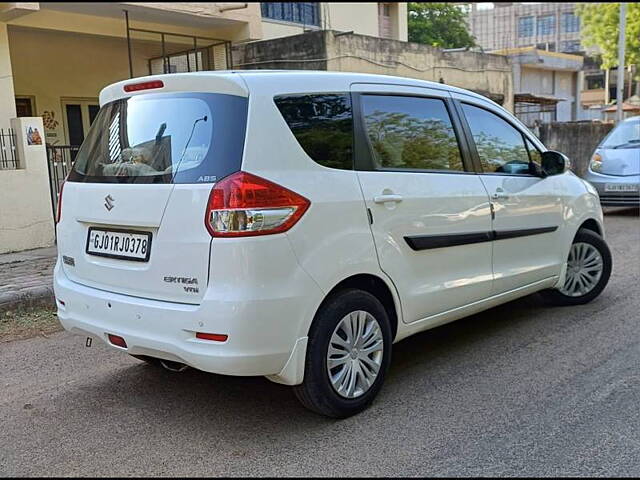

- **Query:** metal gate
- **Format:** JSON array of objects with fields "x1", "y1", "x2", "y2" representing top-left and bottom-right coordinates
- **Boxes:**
[{"x1": 46, "y1": 145, "x2": 79, "y2": 223}]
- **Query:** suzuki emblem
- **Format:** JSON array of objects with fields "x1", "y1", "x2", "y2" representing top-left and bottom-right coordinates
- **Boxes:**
[{"x1": 104, "y1": 194, "x2": 115, "y2": 211}]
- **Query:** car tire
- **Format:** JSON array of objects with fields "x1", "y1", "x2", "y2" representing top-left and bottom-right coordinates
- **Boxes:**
[
  {"x1": 540, "y1": 228, "x2": 612, "y2": 306},
  {"x1": 293, "y1": 288, "x2": 393, "y2": 418}
]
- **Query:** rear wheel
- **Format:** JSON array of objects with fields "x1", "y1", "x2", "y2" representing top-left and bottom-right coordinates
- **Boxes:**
[
  {"x1": 293, "y1": 289, "x2": 392, "y2": 418},
  {"x1": 541, "y1": 228, "x2": 612, "y2": 306}
]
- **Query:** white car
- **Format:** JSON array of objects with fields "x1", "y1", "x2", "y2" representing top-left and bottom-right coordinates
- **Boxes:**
[{"x1": 54, "y1": 71, "x2": 612, "y2": 418}]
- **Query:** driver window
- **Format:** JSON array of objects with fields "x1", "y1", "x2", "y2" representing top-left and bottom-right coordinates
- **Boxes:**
[{"x1": 461, "y1": 103, "x2": 531, "y2": 175}]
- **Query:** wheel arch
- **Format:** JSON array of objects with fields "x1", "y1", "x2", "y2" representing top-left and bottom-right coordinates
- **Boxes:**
[
  {"x1": 314, "y1": 273, "x2": 400, "y2": 342},
  {"x1": 578, "y1": 217, "x2": 603, "y2": 237}
]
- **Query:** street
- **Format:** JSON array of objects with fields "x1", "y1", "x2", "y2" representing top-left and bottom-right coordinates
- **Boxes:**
[{"x1": 1, "y1": 208, "x2": 638, "y2": 477}]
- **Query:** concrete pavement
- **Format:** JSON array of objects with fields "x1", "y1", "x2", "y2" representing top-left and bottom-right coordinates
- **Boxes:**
[
  {"x1": 0, "y1": 246, "x2": 56, "y2": 312},
  {"x1": 0, "y1": 208, "x2": 638, "y2": 476}
]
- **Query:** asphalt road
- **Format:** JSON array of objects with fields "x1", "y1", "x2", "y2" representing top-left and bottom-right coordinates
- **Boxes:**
[{"x1": 1, "y1": 208, "x2": 639, "y2": 477}]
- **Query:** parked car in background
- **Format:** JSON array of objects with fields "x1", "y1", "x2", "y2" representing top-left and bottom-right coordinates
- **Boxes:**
[
  {"x1": 585, "y1": 116, "x2": 640, "y2": 206},
  {"x1": 54, "y1": 71, "x2": 612, "y2": 418}
]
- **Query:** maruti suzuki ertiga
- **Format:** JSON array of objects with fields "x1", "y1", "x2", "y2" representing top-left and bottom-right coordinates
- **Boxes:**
[{"x1": 54, "y1": 71, "x2": 612, "y2": 418}]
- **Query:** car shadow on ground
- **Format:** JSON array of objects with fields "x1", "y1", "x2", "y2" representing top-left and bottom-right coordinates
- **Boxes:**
[{"x1": 52, "y1": 291, "x2": 558, "y2": 431}]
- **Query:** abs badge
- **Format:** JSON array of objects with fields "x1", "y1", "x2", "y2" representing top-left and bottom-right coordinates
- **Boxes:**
[{"x1": 104, "y1": 194, "x2": 115, "y2": 211}]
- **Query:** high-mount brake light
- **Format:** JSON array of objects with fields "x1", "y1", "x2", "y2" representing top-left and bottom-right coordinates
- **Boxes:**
[
  {"x1": 205, "y1": 172, "x2": 310, "y2": 237},
  {"x1": 123, "y1": 80, "x2": 164, "y2": 92}
]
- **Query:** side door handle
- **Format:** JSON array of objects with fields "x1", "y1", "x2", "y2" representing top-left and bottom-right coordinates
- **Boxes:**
[{"x1": 373, "y1": 194, "x2": 403, "y2": 204}]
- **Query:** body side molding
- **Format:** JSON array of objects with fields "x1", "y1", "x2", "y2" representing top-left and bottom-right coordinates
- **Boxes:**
[{"x1": 405, "y1": 226, "x2": 558, "y2": 251}]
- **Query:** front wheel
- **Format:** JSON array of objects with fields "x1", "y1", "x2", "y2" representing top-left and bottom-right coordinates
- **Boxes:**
[
  {"x1": 541, "y1": 228, "x2": 612, "y2": 306},
  {"x1": 293, "y1": 289, "x2": 392, "y2": 418}
]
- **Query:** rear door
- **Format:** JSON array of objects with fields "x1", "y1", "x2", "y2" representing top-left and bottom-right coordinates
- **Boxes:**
[
  {"x1": 352, "y1": 84, "x2": 494, "y2": 324},
  {"x1": 57, "y1": 87, "x2": 248, "y2": 304},
  {"x1": 452, "y1": 95, "x2": 565, "y2": 294}
]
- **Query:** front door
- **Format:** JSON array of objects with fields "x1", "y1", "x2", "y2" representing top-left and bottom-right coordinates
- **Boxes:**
[
  {"x1": 353, "y1": 85, "x2": 494, "y2": 324},
  {"x1": 454, "y1": 98, "x2": 565, "y2": 294},
  {"x1": 62, "y1": 98, "x2": 100, "y2": 146}
]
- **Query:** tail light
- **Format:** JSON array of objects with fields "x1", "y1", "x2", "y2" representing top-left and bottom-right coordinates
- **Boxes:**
[
  {"x1": 205, "y1": 172, "x2": 310, "y2": 237},
  {"x1": 56, "y1": 181, "x2": 65, "y2": 224}
]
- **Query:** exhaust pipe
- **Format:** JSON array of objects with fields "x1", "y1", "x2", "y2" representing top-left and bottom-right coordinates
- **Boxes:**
[{"x1": 159, "y1": 359, "x2": 189, "y2": 373}]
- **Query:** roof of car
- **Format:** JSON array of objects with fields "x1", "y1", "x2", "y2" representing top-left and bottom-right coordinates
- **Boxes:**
[
  {"x1": 622, "y1": 115, "x2": 640, "y2": 123},
  {"x1": 100, "y1": 70, "x2": 495, "y2": 107},
  {"x1": 236, "y1": 69, "x2": 490, "y2": 100}
]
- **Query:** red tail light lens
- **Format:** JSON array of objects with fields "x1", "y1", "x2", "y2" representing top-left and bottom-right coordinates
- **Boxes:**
[
  {"x1": 107, "y1": 334, "x2": 127, "y2": 348},
  {"x1": 196, "y1": 332, "x2": 228, "y2": 342},
  {"x1": 56, "y1": 181, "x2": 65, "y2": 224},
  {"x1": 205, "y1": 172, "x2": 310, "y2": 237},
  {"x1": 123, "y1": 80, "x2": 164, "y2": 92}
]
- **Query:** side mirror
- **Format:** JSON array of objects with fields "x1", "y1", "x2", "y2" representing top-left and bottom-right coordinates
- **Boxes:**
[{"x1": 541, "y1": 150, "x2": 569, "y2": 177}]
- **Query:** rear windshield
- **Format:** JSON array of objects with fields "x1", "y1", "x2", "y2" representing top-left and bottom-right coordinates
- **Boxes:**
[{"x1": 68, "y1": 92, "x2": 247, "y2": 184}]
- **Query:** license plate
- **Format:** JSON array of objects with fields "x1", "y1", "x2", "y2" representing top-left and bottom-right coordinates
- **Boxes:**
[
  {"x1": 86, "y1": 227, "x2": 152, "y2": 262},
  {"x1": 605, "y1": 183, "x2": 639, "y2": 192}
]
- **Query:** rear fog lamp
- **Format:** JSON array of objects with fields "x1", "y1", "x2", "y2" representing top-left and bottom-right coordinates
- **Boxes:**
[
  {"x1": 108, "y1": 334, "x2": 127, "y2": 348},
  {"x1": 196, "y1": 332, "x2": 228, "y2": 342}
]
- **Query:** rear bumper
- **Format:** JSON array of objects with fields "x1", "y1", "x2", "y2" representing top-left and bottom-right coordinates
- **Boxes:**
[
  {"x1": 583, "y1": 171, "x2": 640, "y2": 207},
  {"x1": 53, "y1": 257, "x2": 321, "y2": 379}
]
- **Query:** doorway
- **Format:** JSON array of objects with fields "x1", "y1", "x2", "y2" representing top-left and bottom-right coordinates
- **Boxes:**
[
  {"x1": 61, "y1": 98, "x2": 99, "y2": 146},
  {"x1": 15, "y1": 96, "x2": 36, "y2": 117}
]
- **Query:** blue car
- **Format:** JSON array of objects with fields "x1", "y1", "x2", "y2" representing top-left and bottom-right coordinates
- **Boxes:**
[{"x1": 584, "y1": 116, "x2": 640, "y2": 206}]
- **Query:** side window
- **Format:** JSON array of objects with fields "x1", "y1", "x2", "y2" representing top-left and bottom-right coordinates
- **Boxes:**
[
  {"x1": 461, "y1": 103, "x2": 531, "y2": 175},
  {"x1": 274, "y1": 93, "x2": 352, "y2": 170},
  {"x1": 360, "y1": 95, "x2": 464, "y2": 172}
]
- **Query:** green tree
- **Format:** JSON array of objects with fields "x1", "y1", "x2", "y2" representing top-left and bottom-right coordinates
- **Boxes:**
[
  {"x1": 577, "y1": 3, "x2": 640, "y2": 70},
  {"x1": 408, "y1": 3, "x2": 476, "y2": 49}
]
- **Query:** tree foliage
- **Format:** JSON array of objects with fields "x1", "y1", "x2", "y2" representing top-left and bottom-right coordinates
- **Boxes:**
[
  {"x1": 576, "y1": 2, "x2": 640, "y2": 70},
  {"x1": 408, "y1": 3, "x2": 476, "y2": 49},
  {"x1": 364, "y1": 110, "x2": 463, "y2": 170}
]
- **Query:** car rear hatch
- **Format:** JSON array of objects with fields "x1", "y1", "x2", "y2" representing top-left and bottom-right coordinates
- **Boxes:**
[{"x1": 57, "y1": 74, "x2": 248, "y2": 304}]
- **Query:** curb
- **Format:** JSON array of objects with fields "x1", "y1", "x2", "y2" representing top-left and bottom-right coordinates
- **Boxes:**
[{"x1": 0, "y1": 286, "x2": 56, "y2": 313}]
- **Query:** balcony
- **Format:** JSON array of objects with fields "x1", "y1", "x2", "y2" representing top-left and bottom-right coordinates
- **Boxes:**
[{"x1": 581, "y1": 89, "x2": 605, "y2": 106}]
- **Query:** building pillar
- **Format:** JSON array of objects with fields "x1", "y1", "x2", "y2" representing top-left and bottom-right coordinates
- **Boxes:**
[
  {"x1": 512, "y1": 62, "x2": 522, "y2": 92},
  {"x1": 0, "y1": 22, "x2": 17, "y2": 130},
  {"x1": 575, "y1": 70, "x2": 584, "y2": 120},
  {"x1": 394, "y1": 2, "x2": 408, "y2": 42}
]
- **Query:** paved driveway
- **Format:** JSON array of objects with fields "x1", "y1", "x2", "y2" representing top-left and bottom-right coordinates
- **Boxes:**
[{"x1": 1, "y1": 208, "x2": 638, "y2": 477}]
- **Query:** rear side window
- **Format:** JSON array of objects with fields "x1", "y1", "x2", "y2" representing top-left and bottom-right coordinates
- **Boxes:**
[
  {"x1": 68, "y1": 92, "x2": 247, "y2": 184},
  {"x1": 274, "y1": 94, "x2": 353, "y2": 170},
  {"x1": 360, "y1": 95, "x2": 464, "y2": 172}
]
